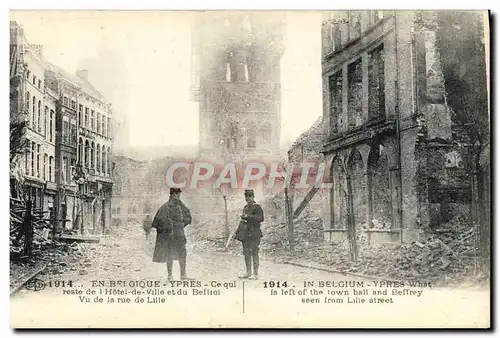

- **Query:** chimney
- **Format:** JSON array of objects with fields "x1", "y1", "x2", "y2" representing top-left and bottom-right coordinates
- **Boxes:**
[{"x1": 76, "y1": 69, "x2": 88, "y2": 80}]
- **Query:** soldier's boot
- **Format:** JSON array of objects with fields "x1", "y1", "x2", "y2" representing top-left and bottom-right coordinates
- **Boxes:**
[
  {"x1": 179, "y1": 257, "x2": 194, "y2": 280},
  {"x1": 239, "y1": 254, "x2": 252, "y2": 279},
  {"x1": 249, "y1": 252, "x2": 259, "y2": 280},
  {"x1": 167, "y1": 261, "x2": 174, "y2": 281}
]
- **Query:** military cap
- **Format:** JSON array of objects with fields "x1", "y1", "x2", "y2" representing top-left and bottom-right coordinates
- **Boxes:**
[
  {"x1": 170, "y1": 188, "x2": 182, "y2": 194},
  {"x1": 244, "y1": 189, "x2": 254, "y2": 197}
]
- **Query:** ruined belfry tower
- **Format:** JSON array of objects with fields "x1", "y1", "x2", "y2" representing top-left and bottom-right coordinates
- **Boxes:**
[{"x1": 191, "y1": 12, "x2": 285, "y2": 163}]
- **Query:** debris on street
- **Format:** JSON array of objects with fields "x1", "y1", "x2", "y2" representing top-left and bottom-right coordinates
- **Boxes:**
[
  {"x1": 10, "y1": 196, "x2": 53, "y2": 258},
  {"x1": 188, "y1": 200, "x2": 485, "y2": 287},
  {"x1": 259, "y1": 212, "x2": 483, "y2": 287}
]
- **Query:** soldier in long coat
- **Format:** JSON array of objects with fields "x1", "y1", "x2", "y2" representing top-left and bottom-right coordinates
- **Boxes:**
[
  {"x1": 234, "y1": 189, "x2": 264, "y2": 279},
  {"x1": 152, "y1": 188, "x2": 193, "y2": 281}
]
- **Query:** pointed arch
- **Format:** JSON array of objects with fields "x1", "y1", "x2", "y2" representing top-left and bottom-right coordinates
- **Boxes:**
[
  {"x1": 347, "y1": 149, "x2": 366, "y2": 227},
  {"x1": 367, "y1": 142, "x2": 392, "y2": 228},
  {"x1": 330, "y1": 155, "x2": 347, "y2": 229}
]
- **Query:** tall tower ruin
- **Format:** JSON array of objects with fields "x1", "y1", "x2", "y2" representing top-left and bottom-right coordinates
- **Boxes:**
[{"x1": 191, "y1": 12, "x2": 285, "y2": 163}]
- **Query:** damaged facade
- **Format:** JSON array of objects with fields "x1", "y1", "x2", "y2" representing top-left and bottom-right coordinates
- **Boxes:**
[
  {"x1": 321, "y1": 11, "x2": 488, "y2": 243},
  {"x1": 10, "y1": 21, "x2": 114, "y2": 236},
  {"x1": 190, "y1": 12, "x2": 285, "y2": 210},
  {"x1": 44, "y1": 64, "x2": 114, "y2": 235},
  {"x1": 10, "y1": 24, "x2": 57, "y2": 216},
  {"x1": 191, "y1": 12, "x2": 284, "y2": 164}
]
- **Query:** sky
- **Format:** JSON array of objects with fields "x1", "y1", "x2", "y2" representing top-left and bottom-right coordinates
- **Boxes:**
[{"x1": 10, "y1": 10, "x2": 323, "y2": 152}]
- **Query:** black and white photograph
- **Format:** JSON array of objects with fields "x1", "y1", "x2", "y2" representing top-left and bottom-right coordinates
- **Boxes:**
[{"x1": 8, "y1": 9, "x2": 491, "y2": 328}]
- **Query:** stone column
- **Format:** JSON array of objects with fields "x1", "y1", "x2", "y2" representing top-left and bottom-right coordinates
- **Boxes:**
[
  {"x1": 388, "y1": 167, "x2": 401, "y2": 231},
  {"x1": 356, "y1": 143, "x2": 372, "y2": 229},
  {"x1": 400, "y1": 128, "x2": 425, "y2": 242},
  {"x1": 322, "y1": 153, "x2": 334, "y2": 232},
  {"x1": 365, "y1": 170, "x2": 373, "y2": 228},
  {"x1": 385, "y1": 139, "x2": 401, "y2": 231}
]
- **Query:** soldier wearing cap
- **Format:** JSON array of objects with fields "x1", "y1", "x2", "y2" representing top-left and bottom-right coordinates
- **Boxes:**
[
  {"x1": 152, "y1": 188, "x2": 193, "y2": 281},
  {"x1": 234, "y1": 189, "x2": 264, "y2": 279}
]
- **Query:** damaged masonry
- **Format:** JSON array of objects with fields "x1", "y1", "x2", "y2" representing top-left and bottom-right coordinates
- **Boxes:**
[{"x1": 313, "y1": 11, "x2": 489, "y2": 245}]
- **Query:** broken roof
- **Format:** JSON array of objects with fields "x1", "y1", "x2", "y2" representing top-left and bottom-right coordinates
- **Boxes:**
[
  {"x1": 42, "y1": 59, "x2": 106, "y2": 102},
  {"x1": 289, "y1": 116, "x2": 325, "y2": 152}
]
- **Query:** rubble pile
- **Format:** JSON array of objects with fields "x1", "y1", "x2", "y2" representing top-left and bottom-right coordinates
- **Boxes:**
[
  {"x1": 188, "y1": 209, "x2": 241, "y2": 253},
  {"x1": 185, "y1": 193, "x2": 480, "y2": 286},
  {"x1": 9, "y1": 259, "x2": 46, "y2": 289},
  {"x1": 43, "y1": 242, "x2": 89, "y2": 275},
  {"x1": 260, "y1": 207, "x2": 324, "y2": 259},
  {"x1": 10, "y1": 196, "x2": 53, "y2": 258},
  {"x1": 261, "y1": 212, "x2": 480, "y2": 286},
  {"x1": 369, "y1": 219, "x2": 391, "y2": 230},
  {"x1": 384, "y1": 226, "x2": 478, "y2": 283},
  {"x1": 10, "y1": 240, "x2": 91, "y2": 288},
  {"x1": 10, "y1": 195, "x2": 101, "y2": 287}
]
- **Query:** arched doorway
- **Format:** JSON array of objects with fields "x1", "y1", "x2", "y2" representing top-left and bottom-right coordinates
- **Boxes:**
[
  {"x1": 348, "y1": 150, "x2": 366, "y2": 227},
  {"x1": 330, "y1": 156, "x2": 347, "y2": 229}
]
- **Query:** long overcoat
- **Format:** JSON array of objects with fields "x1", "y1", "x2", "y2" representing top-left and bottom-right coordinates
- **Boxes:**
[
  {"x1": 151, "y1": 199, "x2": 192, "y2": 263},
  {"x1": 234, "y1": 202, "x2": 264, "y2": 242}
]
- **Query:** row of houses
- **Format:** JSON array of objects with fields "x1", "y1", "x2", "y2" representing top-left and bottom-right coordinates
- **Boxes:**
[
  {"x1": 289, "y1": 11, "x2": 489, "y2": 243},
  {"x1": 10, "y1": 21, "x2": 114, "y2": 235}
]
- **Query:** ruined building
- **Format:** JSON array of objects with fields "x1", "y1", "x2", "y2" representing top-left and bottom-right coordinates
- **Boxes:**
[
  {"x1": 43, "y1": 63, "x2": 114, "y2": 235},
  {"x1": 320, "y1": 11, "x2": 488, "y2": 243},
  {"x1": 10, "y1": 21, "x2": 114, "y2": 235},
  {"x1": 191, "y1": 12, "x2": 284, "y2": 164}
]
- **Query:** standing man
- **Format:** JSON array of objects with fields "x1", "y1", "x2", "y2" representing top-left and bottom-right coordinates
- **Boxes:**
[
  {"x1": 235, "y1": 189, "x2": 264, "y2": 280},
  {"x1": 142, "y1": 213, "x2": 152, "y2": 240},
  {"x1": 152, "y1": 188, "x2": 194, "y2": 281}
]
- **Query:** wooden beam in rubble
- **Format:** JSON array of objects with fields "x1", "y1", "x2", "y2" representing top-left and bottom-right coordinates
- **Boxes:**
[{"x1": 293, "y1": 187, "x2": 320, "y2": 219}]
